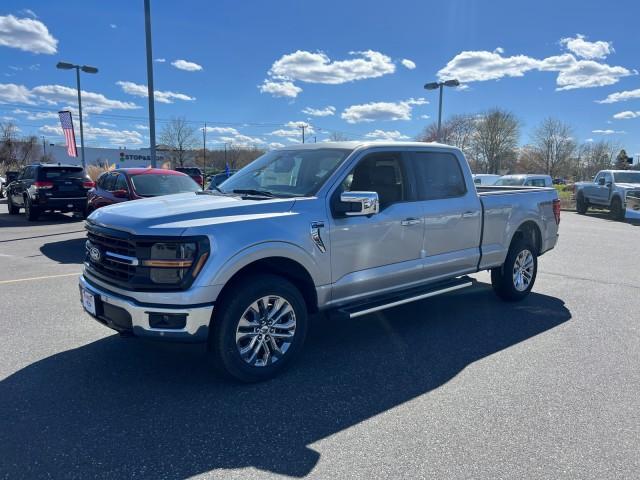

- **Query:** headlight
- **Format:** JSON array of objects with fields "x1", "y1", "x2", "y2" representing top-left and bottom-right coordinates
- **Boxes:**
[{"x1": 143, "y1": 241, "x2": 208, "y2": 284}]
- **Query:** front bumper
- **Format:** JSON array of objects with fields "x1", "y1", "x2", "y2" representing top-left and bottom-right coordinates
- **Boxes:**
[
  {"x1": 626, "y1": 193, "x2": 640, "y2": 220},
  {"x1": 79, "y1": 275, "x2": 213, "y2": 342}
]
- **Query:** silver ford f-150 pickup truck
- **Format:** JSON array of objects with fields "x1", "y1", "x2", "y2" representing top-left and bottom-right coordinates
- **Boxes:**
[{"x1": 79, "y1": 142, "x2": 560, "y2": 381}]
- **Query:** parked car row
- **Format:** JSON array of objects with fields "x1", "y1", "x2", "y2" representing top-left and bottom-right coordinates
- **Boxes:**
[
  {"x1": 472, "y1": 173, "x2": 553, "y2": 187},
  {"x1": 3, "y1": 164, "x2": 217, "y2": 221}
]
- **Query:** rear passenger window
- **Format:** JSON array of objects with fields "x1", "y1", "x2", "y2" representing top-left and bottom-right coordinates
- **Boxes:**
[
  {"x1": 412, "y1": 152, "x2": 466, "y2": 200},
  {"x1": 527, "y1": 179, "x2": 546, "y2": 187},
  {"x1": 114, "y1": 174, "x2": 128, "y2": 191},
  {"x1": 103, "y1": 173, "x2": 116, "y2": 191}
]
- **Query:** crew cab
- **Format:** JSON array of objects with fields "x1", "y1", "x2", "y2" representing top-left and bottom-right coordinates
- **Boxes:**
[
  {"x1": 7, "y1": 164, "x2": 93, "y2": 220},
  {"x1": 575, "y1": 170, "x2": 640, "y2": 220},
  {"x1": 79, "y1": 142, "x2": 560, "y2": 382}
]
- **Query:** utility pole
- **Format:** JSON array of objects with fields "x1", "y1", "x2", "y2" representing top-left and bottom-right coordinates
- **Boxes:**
[
  {"x1": 299, "y1": 124, "x2": 306, "y2": 144},
  {"x1": 144, "y1": 0, "x2": 157, "y2": 167},
  {"x1": 202, "y1": 122, "x2": 207, "y2": 187},
  {"x1": 41, "y1": 136, "x2": 46, "y2": 156},
  {"x1": 224, "y1": 143, "x2": 227, "y2": 168}
]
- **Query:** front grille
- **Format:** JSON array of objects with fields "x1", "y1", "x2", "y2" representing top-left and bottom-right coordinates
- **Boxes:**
[{"x1": 86, "y1": 228, "x2": 137, "y2": 283}]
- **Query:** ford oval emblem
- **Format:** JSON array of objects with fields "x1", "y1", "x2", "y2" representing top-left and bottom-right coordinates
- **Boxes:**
[{"x1": 89, "y1": 246, "x2": 102, "y2": 263}]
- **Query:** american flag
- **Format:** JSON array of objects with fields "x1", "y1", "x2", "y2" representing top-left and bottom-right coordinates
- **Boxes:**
[{"x1": 58, "y1": 110, "x2": 78, "y2": 157}]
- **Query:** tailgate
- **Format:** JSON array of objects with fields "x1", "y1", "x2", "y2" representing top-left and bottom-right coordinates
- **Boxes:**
[{"x1": 42, "y1": 167, "x2": 87, "y2": 198}]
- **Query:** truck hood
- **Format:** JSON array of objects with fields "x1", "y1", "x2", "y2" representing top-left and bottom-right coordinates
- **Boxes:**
[{"x1": 88, "y1": 192, "x2": 297, "y2": 236}]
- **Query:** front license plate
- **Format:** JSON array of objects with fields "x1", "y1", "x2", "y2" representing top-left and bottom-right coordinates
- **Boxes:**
[{"x1": 81, "y1": 288, "x2": 96, "y2": 315}]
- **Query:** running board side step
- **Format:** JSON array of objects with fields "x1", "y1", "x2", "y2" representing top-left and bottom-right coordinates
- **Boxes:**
[{"x1": 335, "y1": 277, "x2": 475, "y2": 320}]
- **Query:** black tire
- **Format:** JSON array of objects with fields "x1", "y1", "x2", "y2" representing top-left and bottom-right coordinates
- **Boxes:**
[
  {"x1": 209, "y1": 274, "x2": 308, "y2": 382},
  {"x1": 576, "y1": 192, "x2": 588, "y2": 214},
  {"x1": 610, "y1": 196, "x2": 624, "y2": 221},
  {"x1": 491, "y1": 237, "x2": 538, "y2": 302},
  {"x1": 25, "y1": 197, "x2": 39, "y2": 221},
  {"x1": 7, "y1": 195, "x2": 19, "y2": 215}
]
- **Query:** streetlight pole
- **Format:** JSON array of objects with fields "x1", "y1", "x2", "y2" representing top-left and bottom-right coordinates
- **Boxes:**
[
  {"x1": 56, "y1": 62, "x2": 98, "y2": 170},
  {"x1": 424, "y1": 79, "x2": 460, "y2": 143},
  {"x1": 144, "y1": 0, "x2": 157, "y2": 168},
  {"x1": 41, "y1": 136, "x2": 46, "y2": 156}
]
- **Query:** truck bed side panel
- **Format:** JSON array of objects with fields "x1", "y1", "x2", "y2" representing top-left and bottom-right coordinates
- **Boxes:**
[{"x1": 477, "y1": 188, "x2": 559, "y2": 270}]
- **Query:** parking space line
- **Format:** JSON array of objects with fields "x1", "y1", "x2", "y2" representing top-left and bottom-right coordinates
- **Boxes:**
[
  {"x1": 0, "y1": 272, "x2": 81, "y2": 284},
  {"x1": 0, "y1": 230, "x2": 85, "y2": 244}
]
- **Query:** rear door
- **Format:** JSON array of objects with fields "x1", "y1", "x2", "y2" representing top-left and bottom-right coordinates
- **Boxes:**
[
  {"x1": 410, "y1": 149, "x2": 482, "y2": 279},
  {"x1": 11, "y1": 167, "x2": 32, "y2": 206},
  {"x1": 41, "y1": 167, "x2": 86, "y2": 199}
]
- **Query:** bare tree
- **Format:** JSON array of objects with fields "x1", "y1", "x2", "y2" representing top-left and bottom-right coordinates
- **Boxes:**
[
  {"x1": 530, "y1": 118, "x2": 576, "y2": 177},
  {"x1": 328, "y1": 131, "x2": 350, "y2": 141},
  {"x1": 473, "y1": 109, "x2": 520, "y2": 174},
  {"x1": 615, "y1": 149, "x2": 630, "y2": 170},
  {"x1": 0, "y1": 123, "x2": 39, "y2": 172},
  {"x1": 159, "y1": 117, "x2": 197, "y2": 167},
  {"x1": 418, "y1": 114, "x2": 479, "y2": 168},
  {"x1": 576, "y1": 140, "x2": 617, "y2": 180}
]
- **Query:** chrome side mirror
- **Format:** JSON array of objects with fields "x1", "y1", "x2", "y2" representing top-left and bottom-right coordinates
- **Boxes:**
[{"x1": 339, "y1": 191, "x2": 379, "y2": 216}]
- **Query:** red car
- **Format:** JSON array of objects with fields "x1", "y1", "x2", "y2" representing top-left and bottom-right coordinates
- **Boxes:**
[
  {"x1": 86, "y1": 168, "x2": 201, "y2": 213},
  {"x1": 174, "y1": 167, "x2": 204, "y2": 188}
]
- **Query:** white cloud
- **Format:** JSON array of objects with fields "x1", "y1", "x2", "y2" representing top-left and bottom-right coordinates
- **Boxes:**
[
  {"x1": 0, "y1": 83, "x2": 36, "y2": 104},
  {"x1": 12, "y1": 108, "x2": 58, "y2": 120},
  {"x1": 98, "y1": 121, "x2": 116, "y2": 127},
  {"x1": 116, "y1": 80, "x2": 195, "y2": 104},
  {"x1": 258, "y1": 79, "x2": 302, "y2": 98},
  {"x1": 0, "y1": 14, "x2": 58, "y2": 54},
  {"x1": 219, "y1": 134, "x2": 264, "y2": 146},
  {"x1": 560, "y1": 34, "x2": 613, "y2": 60},
  {"x1": 438, "y1": 46, "x2": 634, "y2": 90},
  {"x1": 420, "y1": 114, "x2": 430, "y2": 119},
  {"x1": 364, "y1": 129, "x2": 410, "y2": 141},
  {"x1": 202, "y1": 126, "x2": 239, "y2": 135},
  {"x1": 19, "y1": 9, "x2": 38, "y2": 18},
  {"x1": 612, "y1": 111, "x2": 640, "y2": 120},
  {"x1": 109, "y1": 23, "x2": 117, "y2": 29},
  {"x1": 270, "y1": 121, "x2": 315, "y2": 138},
  {"x1": 268, "y1": 50, "x2": 395, "y2": 85},
  {"x1": 592, "y1": 129, "x2": 625, "y2": 135},
  {"x1": 171, "y1": 59, "x2": 203, "y2": 71},
  {"x1": 596, "y1": 88, "x2": 640, "y2": 104},
  {"x1": 269, "y1": 142, "x2": 285, "y2": 149},
  {"x1": 134, "y1": 123, "x2": 149, "y2": 130},
  {"x1": 32, "y1": 84, "x2": 140, "y2": 113},
  {"x1": 341, "y1": 97, "x2": 427, "y2": 123},
  {"x1": 494, "y1": 47, "x2": 505, "y2": 54},
  {"x1": 401, "y1": 59, "x2": 416, "y2": 70},
  {"x1": 260, "y1": 50, "x2": 395, "y2": 98},
  {"x1": 585, "y1": 138, "x2": 594, "y2": 143},
  {"x1": 302, "y1": 105, "x2": 335, "y2": 117},
  {"x1": 154, "y1": 58, "x2": 166, "y2": 63},
  {"x1": 40, "y1": 122, "x2": 145, "y2": 146}
]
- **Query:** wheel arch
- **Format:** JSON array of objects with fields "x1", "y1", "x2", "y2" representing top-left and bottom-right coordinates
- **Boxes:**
[{"x1": 510, "y1": 220, "x2": 542, "y2": 255}]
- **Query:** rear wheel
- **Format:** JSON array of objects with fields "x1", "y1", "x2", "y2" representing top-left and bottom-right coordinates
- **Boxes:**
[
  {"x1": 25, "y1": 197, "x2": 39, "y2": 221},
  {"x1": 7, "y1": 195, "x2": 19, "y2": 215},
  {"x1": 209, "y1": 274, "x2": 308, "y2": 382},
  {"x1": 610, "y1": 196, "x2": 624, "y2": 221},
  {"x1": 491, "y1": 237, "x2": 538, "y2": 302},
  {"x1": 576, "y1": 192, "x2": 588, "y2": 214}
]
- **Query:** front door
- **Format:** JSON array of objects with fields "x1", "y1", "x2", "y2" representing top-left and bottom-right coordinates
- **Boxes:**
[{"x1": 328, "y1": 151, "x2": 424, "y2": 304}]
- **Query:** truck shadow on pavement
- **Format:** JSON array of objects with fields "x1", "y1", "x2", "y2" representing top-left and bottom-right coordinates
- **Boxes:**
[
  {"x1": 40, "y1": 237, "x2": 87, "y2": 263},
  {"x1": 0, "y1": 284, "x2": 571, "y2": 478}
]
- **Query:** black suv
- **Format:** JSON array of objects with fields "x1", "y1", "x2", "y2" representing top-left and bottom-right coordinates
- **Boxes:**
[{"x1": 6, "y1": 164, "x2": 94, "y2": 221}]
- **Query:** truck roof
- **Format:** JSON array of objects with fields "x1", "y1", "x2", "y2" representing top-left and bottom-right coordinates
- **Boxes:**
[{"x1": 275, "y1": 141, "x2": 457, "y2": 151}]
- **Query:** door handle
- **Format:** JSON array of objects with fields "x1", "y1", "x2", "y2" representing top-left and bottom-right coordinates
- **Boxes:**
[
  {"x1": 401, "y1": 218, "x2": 421, "y2": 226},
  {"x1": 462, "y1": 211, "x2": 476, "y2": 218}
]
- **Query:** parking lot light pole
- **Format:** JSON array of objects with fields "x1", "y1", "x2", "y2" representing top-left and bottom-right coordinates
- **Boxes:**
[
  {"x1": 424, "y1": 79, "x2": 460, "y2": 143},
  {"x1": 56, "y1": 62, "x2": 98, "y2": 169}
]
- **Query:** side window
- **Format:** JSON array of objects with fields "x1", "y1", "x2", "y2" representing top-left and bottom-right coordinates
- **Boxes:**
[
  {"x1": 114, "y1": 174, "x2": 128, "y2": 191},
  {"x1": 412, "y1": 151, "x2": 467, "y2": 200},
  {"x1": 96, "y1": 173, "x2": 107, "y2": 189},
  {"x1": 21, "y1": 167, "x2": 33, "y2": 180},
  {"x1": 594, "y1": 172, "x2": 603, "y2": 184},
  {"x1": 341, "y1": 153, "x2": 408, "y2": 208},
  {"x1": 604, "y1": 172, "x2": 613, "y2": 184},
  {"x1": 103, "y1": 173, "x2": 116, "y2": 192},
  {"x1": 526, "y1": 178, "x2": 546, "y2": 187}
]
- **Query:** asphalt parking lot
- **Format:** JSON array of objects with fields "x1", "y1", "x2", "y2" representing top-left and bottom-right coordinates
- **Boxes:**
[{"x1": 1, "y1": 201, "x2": 639, "y2": 479}]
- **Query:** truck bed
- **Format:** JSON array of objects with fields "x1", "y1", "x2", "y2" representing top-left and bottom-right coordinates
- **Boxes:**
[{"x1": 475, "y1": 185, "x2": 559, "y2": 270}]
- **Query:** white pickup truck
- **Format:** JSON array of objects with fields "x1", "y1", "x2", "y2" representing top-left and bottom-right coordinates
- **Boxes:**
[
  {"x1": 575, "y1": 170, "x2": 640, "y2": 220},
  {"x1": 80, "y1": 142, "x2": 560, "y2": 381}
]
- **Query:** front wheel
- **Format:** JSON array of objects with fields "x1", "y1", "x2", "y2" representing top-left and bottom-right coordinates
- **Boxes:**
[
  {"x1": 491, "y1": 238, "x2": 538, "y2": 302},
  {"x1": 610, "y1": 196, "x2": 624, "y2": 221},
  {"x1": 576, "y1": 193, "x2": 588, "y2": 214},
  {"x1": 209, "y1": 274, "x2": 308, "y2": 382}
]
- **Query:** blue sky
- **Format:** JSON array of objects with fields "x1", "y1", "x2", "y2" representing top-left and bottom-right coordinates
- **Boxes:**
[{"x1": 1, "y1": 0, "x2": 639, "y2": 158}]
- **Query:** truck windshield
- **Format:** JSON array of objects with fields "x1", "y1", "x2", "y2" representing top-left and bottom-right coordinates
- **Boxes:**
[
  {"x1": 494, "y1": 176, "x2": 525, "y2": 186},
  {"x1": 219, "y1": 148, "x2": 351, "y2": 197},
  {"x1": 613, "y1": 172, "x2": 640, "y2": 184}
]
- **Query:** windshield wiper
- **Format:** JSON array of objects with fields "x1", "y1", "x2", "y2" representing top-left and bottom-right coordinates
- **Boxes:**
[
  {"x1": 232, "y1": 189, "x2": 277, "y2": 198},
  {"x1": 197, "y1": 186, "x2": 227, "y2": 196}
]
